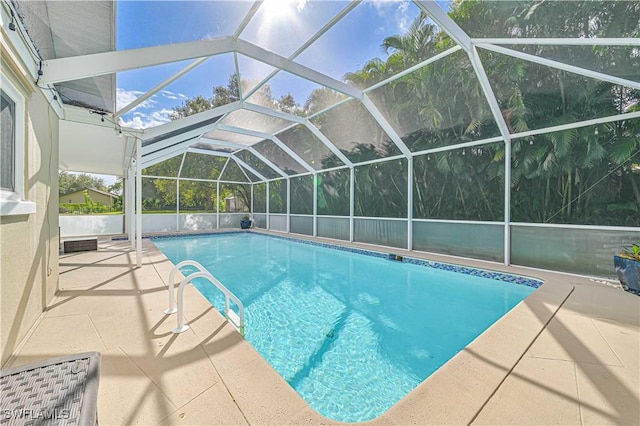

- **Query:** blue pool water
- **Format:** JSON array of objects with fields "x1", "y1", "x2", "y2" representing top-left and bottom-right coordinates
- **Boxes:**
[{"x1": 153, "y1": 232, "x2": 537, "y2": 422}]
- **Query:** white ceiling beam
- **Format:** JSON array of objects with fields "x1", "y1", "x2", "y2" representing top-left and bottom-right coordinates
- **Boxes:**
[
  {"x1": 241, "y1": 0, "x2": 359, "y2": 100},
  {"x1": 307, "y1": 97, "x2": 353, "y2": 120},
  {"x1": 214, "y1": 124, "x2": 315, "y2": 173},
  {"x1": 143, "y1": 100, "x2": 239, "y2": 140},
  {"x1": 242, "y1": 102, "x2": 306, "y2": 124},
  {"x1": 140, "y1": 102, "x2": 241, "y2": 156},
  {"x1": 187, "y1": 147, "x2": 232, "y2": 158},
  {"x1": 477, "y1": 43, "x2": 640, "y2": 90},
  {"x1": 409, "y1": 4, "x2": 512, "y2": 141},
  {"x1": 199, "y1": 137, "x2": 288, "y2": 178},
  {"x1": 303, "y1": 122, "x2": 353, "y2": 167},
  {"x1": 142, "y1": 144, "x2": 188, "y2": 168},
  {"x1": 142, "y1": 129, "x2": 209, "y2": 159},
  {"x1": 472, "y1": 38, "x2": 640, "y2": 46},
  {"x1": 185, "y1": 149, "x2": 263, "y2": 183},
  {"x1": 234, "y1": 52, "x2": 243, "y2": 98},
  {"x1": 364, "y1": 46, "x2": 463, "y2": 93},
  {"x1": 414, "y1": 1, "x2": 472, "y2": 53},
  {"x1": 469, "y1": 46, "x2": 512, "y2": 142},
  {"x1": 271, "y1": 136, "x2": 316, "y2": 174},
  {"x1": 219, "y1": 158, "x2": 231, "y2": 182},
  {"x1": 176, "y1": 152, "x2": 187, "y2": 179},
  {"x1": 226, "y1": 106, "x2": 317, "y2": 172},
  {"x1": 216, "y1": 124, "x2": 271, "y2": 140},
  {"x1": 234, "y1": 1, "x2": 263, "y2": 39},
  {"x1": 360, "y1": 95, "x2": 412, "y2": 157},
  {"x1": 509, "y1": 110, "x2": 640, "y2": 141},
  {"x1": 232, "y1": 156, "x2": 268, "y2": 182},
  {"x1": 142, "y1": 133, "x2": 202, "y2": 162},
  {"x1": 292, "y1": 1, "x2": 360, "y2": 59},
  {"x1": 411, "y1": 136, "x2": 504, "y2": 158},
  {"x1": 236, "y1": 156, "x2": 254, "y2": 182},
  {"x1": 115, "y1": 57, "x2": 209, "y2": 119},
  {"x1": 235, "y1": 39, "x2": 362, "y2": 99},
  {"x1": 41, "y1": 36, "x2": 236, "y2": 84},
  {"x1": 198, "y1": 137, "x2": 245, "y2": 151}
]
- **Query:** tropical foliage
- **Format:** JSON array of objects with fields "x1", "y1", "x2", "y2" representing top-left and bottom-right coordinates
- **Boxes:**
[
  {"x1": 620, "y1": 243, "x2": 640, "y2": 261},
  {"x1": 142, "y1": 0, "x2": 639, "y2": 226}
]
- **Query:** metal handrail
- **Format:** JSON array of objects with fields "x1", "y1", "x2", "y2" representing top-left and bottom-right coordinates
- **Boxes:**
[{"x1": 165, "y1": 260, "x2": 245, "y2": 335}]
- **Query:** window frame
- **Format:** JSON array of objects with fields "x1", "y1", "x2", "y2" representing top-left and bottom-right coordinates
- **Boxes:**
[{"x1": 1, "y1": 73, "x2": 35, "y2": 215}]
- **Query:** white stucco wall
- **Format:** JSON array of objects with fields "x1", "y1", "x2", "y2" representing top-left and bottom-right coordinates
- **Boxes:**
[
  {"x1": 0, "y1": 44, "x2": 59, "y2": 365},
  {"x1": 141, "y1": 213, "x2": 247, "y2": 233},
  {"x1": 59, "y1": 215, "x2": 124, "y2": 237}
]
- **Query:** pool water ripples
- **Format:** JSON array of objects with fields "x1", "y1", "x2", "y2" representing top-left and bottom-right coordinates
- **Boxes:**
[{"x1": 153, "y1": 233, "x2": 536, "y2": 421}]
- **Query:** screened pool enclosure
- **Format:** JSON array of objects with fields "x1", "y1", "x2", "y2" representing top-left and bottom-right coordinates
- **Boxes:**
[{"x1": 29, "y1": 0, "x2": 639, "y2": 277}]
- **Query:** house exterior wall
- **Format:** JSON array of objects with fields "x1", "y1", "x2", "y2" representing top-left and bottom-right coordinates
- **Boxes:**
[
  {"x1": 0, "y1": 36, "x2": 59, "y2": 366},
  {"x1": 62, "y1": 189, "x2": 115, "y2": 207}
]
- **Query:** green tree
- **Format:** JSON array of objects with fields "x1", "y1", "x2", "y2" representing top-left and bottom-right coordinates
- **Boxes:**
[{"x1": 59, "y1": 171, "x2": 107, "y2": 195}]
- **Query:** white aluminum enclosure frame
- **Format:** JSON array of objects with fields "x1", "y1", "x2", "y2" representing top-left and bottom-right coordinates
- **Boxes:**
[{"x1": 24, "y1": 0, "x2": 637, "y2": 265}]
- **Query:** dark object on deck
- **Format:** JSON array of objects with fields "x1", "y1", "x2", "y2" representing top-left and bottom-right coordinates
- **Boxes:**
[
  {"x1": 0, "y1": 352, "x2": 101, "y2": 425},
  {"x1": 614, "y1": 255, "x2": 640, "y2": 295},
  {"x1": 64, "y1": 238, "x2": 98, "y2": 253}
]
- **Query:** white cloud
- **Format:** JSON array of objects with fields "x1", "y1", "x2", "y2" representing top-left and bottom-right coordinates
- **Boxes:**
[
  {"x1": 161, "y1": 90, "x2": 188, "y2": 101},
  {"x1": 119, "y1": 108, "x2": 174, "y2": 130},
  {"x1": 396, "y1": 1, "x2": 411, "y2": 33},
  {"x1": 116, "y1": 88, "x2": 157, "y2": 111},
  {"x1": 116, "y1": 88, "x2": 188, "y2": 129},
  {"x1": 366, "y1": 0, "x2": 413, "y2": 34},
  {"x1": 116, "y1": 88, "x2": 188, "y2": 113}
]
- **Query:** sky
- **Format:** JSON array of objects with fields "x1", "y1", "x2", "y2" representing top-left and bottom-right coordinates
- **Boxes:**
[{"x1": 115, "y1": 0, "x2": 450, "y2": 130}]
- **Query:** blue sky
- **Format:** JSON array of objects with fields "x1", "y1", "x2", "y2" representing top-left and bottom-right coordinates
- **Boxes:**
[{"x1": 116, "y1": 0, "x2": 449, "y2": 129}]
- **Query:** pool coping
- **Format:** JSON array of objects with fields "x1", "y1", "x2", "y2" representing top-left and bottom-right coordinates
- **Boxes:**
[{"x1": 145, "y1": 229, "x2": 574, "y2": 424}]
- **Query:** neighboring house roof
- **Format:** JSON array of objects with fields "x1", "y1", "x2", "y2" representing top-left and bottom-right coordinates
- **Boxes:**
[{"x1": 61, "y1": 187, "x2": 118, "y2": 200}]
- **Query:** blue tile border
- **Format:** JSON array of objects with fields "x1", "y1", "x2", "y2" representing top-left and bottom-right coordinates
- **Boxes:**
[
  {"x1": 112, "y1": 230, "x2": 248, "y2": 241},
  {"x1": 401, "y1": 257, "x2": 542, "y2": 288},
  {"x1": 146, "y1": 230, "x2": 543, "y2": 289}
]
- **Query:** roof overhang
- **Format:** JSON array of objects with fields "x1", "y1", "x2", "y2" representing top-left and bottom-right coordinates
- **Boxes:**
[
  {"x1": 59, "y1": 106, "x2": 137, "y2": 176},
  {"x1": 12, "y1": 0, "x2": 116, "y2": 112}
]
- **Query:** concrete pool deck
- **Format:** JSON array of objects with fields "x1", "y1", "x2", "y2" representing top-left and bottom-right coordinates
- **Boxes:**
[{"x1": 4, "y1": 231, "x2": 639, "y2": 425}]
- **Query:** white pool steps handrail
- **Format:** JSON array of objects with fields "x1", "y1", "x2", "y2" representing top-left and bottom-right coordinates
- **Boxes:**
[{"x1": 165, "y1": 260, "x2": 245, "y2": 336}]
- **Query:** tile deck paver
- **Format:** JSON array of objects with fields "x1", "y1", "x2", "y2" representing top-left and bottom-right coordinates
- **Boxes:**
[{"x1": 3, "y1": 233, "x2": 639, "y2": 425}]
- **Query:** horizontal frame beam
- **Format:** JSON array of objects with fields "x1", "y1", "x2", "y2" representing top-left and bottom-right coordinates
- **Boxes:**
[
  {"x1": 477, "y1": 43, "x2": 640, "y2": 90},
  {"x1": 41, "y1": 37, "x2": 236, "y2": 84},
  {"x1": 472, "y1": 38, "x2": 640, "y2": 46}
]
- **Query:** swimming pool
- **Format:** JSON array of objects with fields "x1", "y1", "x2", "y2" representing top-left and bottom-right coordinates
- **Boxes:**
[{"x1": 153, "y1": 232, "x2": 540, "y2": 422}]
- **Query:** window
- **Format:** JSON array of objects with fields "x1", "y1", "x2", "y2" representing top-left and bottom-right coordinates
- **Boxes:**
[
  {"x1": 1, "y1": 89, "x2": 16, "y2": 192},
  {"x1": 0, "y1": 74, "x2": 34, "y2": 215}
]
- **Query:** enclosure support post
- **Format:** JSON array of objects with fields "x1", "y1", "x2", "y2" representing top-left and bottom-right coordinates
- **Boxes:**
[
  {"x1": 504, "y1": 140, "x2": 512, "y2": 265},
  {"x1": 176, "y1": 179, "x2": 180, "y2": 232},
  {"x1": 216, "y1": 181, "x2": 220, "y2": 230},
  {"x1": 286, "y1": 177, "x2": 291, "y2": 233},
  {"x1": 313, "y1": 174, "x2": 318, "y2": 237},
  {"x1": 266, "y1": 181, "x2": 270, "y2": 230},
  {"x1": 136, "y1": 139, "x2": 142, "y2": 267},
  {"x1": 176, "y1": 152, "x2": 186, "y2": 232},
  {"x1": 349, "y1": 167, "x2": 354, "y2": 242},
  {"x1": 123, "y1": 172, "x2": 128, "y2": 235},
  {"x1": 407, "y1": 156, "x2": 413, "y2": 251},
  {"x1": 250, "y1": 184, "x2": 254, "y2": 218},
  {"x1": 127, "y1": 166, "x2": 134, "y2": 250}
]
